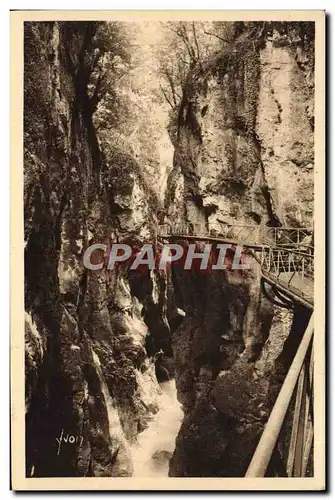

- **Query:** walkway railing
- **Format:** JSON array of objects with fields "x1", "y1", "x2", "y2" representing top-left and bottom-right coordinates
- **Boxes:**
[
  {"x1": 260, "y1": 246, "x2": 314, "y2": 307},
  {"x1": 158, "y1": 221, "x2": 315, "y2": 477},
  {"x1": 245, "y1": 314, "x2": 314, "y2": 477},
  {"x1": 159, "y1": 222, "x2": 314, "y2": 305},
  {"x1": 158, "y1": 222, "x2": 261, "y2": 245},
  {"x1": 264, "y1": 227, "x2": 313, "y2": 247},
  {"x1": 158, "y1": 223, "x2": 313, "y2": 248}
]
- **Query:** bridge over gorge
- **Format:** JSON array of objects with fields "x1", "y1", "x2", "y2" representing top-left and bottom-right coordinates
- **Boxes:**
[
  {"x1": 158, "y1": 222, "x2": 314, "y2": 478},
  {"x1": 158, "y1": 222, "x2": 314, "y2": 308}
]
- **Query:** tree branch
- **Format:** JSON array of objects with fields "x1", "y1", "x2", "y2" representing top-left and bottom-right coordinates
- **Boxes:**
[
  {"x1": 159, "y1": 84, "x2": 175, "y2": 109},
  {"x1": 192, "y1": 22, "x2": 201, "y2": 62},
  {"x1": 203, "y1": 30, "x2": 231, "y2": 44}
]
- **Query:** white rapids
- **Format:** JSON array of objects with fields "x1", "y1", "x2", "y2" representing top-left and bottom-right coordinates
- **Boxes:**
[{"x1": 130, "y1": 379, "x2": 183, "y2": 477}]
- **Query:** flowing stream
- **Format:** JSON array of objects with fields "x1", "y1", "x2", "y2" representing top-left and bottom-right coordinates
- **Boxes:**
[{"x1": 130, "y1": 379, "x2": 183, "y2": 477}]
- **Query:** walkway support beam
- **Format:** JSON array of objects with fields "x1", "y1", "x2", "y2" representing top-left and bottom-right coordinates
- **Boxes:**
[{"x1": 245, "y1": 313, "x2": 314, "y2": 477}]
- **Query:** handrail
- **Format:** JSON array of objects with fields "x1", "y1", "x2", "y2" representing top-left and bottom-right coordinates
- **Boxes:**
[
  {"x1": 266, "y1": 247, "x2": 313, "y2": 258},
  {"x1": 158, "y1": 223, "x2": 314, "y2": 306},
  {"x1": 158, "y1": 223, "x2": 313, "y2": 247},
  {"x1": 158, "y1": 223, "x2": 313, "y2": 231},
  {"x1": 158, "y1": 222, "x2": 315, "y2": 476},
  {"x1": 245, "y1": 313, "x2": 314, "y2": 477}
]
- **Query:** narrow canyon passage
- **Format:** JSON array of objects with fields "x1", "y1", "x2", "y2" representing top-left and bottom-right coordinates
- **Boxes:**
[
  {"x1": 23, "y1": 20, "x2": 315, "y2": 479},
  {"x1": 130, "y1": 380, "x2": 183, "y2": 477}
]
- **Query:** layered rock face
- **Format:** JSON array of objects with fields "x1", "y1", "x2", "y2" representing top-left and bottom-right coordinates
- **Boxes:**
[
  {"x1": 166, "y1": 24, "x2": 314, "y2": 228},
  {"x1": 24, "y1": 20, "x2": 314, "y2": 479},
  {"x1": 24, "y1": 22, "x2": 170, "y2": 477},
  {"x1": 166, "y1": 23, "x2": 314, "y2": 476}
]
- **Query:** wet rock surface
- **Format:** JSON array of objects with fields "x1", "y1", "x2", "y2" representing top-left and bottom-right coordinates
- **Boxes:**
[
  {"x1": 152, "y1": 450, "x2": 173, "y2": 468},
  {"x1": 24, "y1": 22, "x2": 170, "y2": 477},
  {"x1": 166, "y1": 23, "x2": 314, "y2": 477},
  {"x1": 24, "y1": 21, "x2": 314, "y2": 478}
]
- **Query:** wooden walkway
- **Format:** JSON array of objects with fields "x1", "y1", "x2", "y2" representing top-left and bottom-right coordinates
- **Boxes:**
[
  {"x1": 158, "y1": 222, "x2": 315, "y2": 477},
  {"x1": 158, "y1": 223, "x2": 314, "y2": 308}
]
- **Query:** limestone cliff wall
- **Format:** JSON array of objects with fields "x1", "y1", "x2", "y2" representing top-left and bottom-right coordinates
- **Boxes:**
[
  {"x1": 23, "y1": 20, "x2": 315, "y2": 479},
  {"x1": 24, "y1": 21, "x2": 170, "y2": 477},
  {"x1": 166, "y1": 22, "x2": 314, "y2": 476}
]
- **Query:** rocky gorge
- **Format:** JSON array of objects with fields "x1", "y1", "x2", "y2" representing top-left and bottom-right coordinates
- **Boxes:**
[{"x1": 24, "y1": 20, "x2": 314, "y2": 477}]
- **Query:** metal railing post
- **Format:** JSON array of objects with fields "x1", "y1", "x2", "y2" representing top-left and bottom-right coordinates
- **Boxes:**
[
  {"x1": 245, "y1": 313, "x2": 314, "y2": 477},
  {"x1": 287, "y1": 366, "x2": 306, "y2": 477}
]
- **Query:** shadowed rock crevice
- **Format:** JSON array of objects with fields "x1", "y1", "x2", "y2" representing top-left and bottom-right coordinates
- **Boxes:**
[
  {"x1": 24, "y1": 21, "x2": 170, "y2": 477},
  {"x1": 24, "y1": 20, "x2": 314, "y2": 478}
]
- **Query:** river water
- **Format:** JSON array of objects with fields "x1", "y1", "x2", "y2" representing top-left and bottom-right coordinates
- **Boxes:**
[{"x1": 130, "y1": 379, "x2": 183, "y2": 477}]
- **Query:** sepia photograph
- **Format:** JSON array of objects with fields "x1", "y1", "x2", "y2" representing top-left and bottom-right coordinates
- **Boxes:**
[{"x1": 10, "y1": 10, "x2": 325, "y2": 490}]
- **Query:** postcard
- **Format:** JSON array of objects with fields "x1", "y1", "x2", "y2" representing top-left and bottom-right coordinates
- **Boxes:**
[{"x1": 10, "y1": 10, "x2": 325, "y2": 490}]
